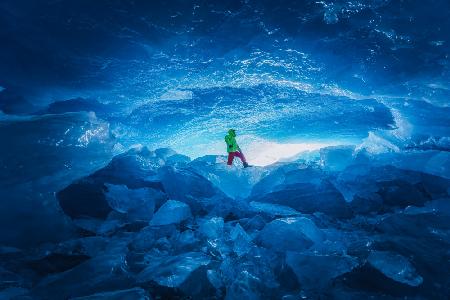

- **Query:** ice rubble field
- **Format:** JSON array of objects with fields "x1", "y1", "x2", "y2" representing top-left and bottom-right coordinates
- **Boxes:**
[{"x1": 1, "y1": 143, "x2": 449, "y2": 299}]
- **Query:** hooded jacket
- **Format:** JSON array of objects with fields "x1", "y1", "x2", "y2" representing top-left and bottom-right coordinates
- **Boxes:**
[{"x1": 224, "y1": 129, "x2": 239, "y2": 153}]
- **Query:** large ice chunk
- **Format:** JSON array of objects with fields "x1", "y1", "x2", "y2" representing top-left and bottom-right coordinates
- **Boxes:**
[
  {"x1": 105, "y1": 184, "x2": 164, "y2": 221},
  {"x1": 336, "y1": 165, "x2": 450, "y2": 208},
  {"x1": 230, "y1": 223, "x2": 253, "y2": 257},
  {"x1": 58, "y1": 181, "x2": 113, "y2": 219},
  {"x1": 367, "y1": 251, "x2": 423, "y2": 287},
  {"x1": 286, "y1": 252, "x2": 359, "y2": 288},
  {"x1": 251, "y1": 182, "x2": 351, "y2": 218},
  {"x1": 92, "y1": 146, "x2": 166, "y2": 189},
  {"x1": 32, "y1": 254, "x2": 131, "y2": 299},
  {"x1": 137, "y1": 252, "x2": 210, "y2": 287},
  {"x1": 159, "y1": 166, "x2": 218, "y2": 199},
  {"x1": 320, "y1": 145, "x2": 355, "y2": 172},
  {"x1": 198, "y1": 217, "x2": 224, "y2": 239},
  {"x1": 150, "y1": 200, "x2": 191, "y2": 226},
  {"x1": 249, "y1": 201, "x2": 301, "y2": 217},
  {"x1": 189, "y1": 156, "x2": 267, "y2": 199},
  {"x1": 258, "y1": 217, "x2": 323, "y2": 252},
  {"x1": 250, "y1": 165, "x2": 351, "y2": 218}
]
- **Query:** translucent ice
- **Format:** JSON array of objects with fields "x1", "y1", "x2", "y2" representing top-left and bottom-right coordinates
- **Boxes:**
[
  {"x1": 320, "y1": 145, "x2": 355, "y2": 171},
  {"x1": 249, "y1": 201, "x2": 301, "y2": 217},
  {"x1": 150, "y1": 200, "x2": 191, "y2": 226},
  {"x1": 230, "y1": 223, "x2": 253, "y2": 256},
  {"x1": 198, "y1": 217, "x2": 224, "y2": 239},
  {"x1": 32, "y1": 254, "x2": 131, "y2": 299},
  {"x1": 189, "y1": 156, "x2": 267, "y2": 199},
  {"x1": 258, "y1": 217, "x2": 323, "y2": 252},
  {"x1": 137, "y1": 252, "x2": 210, "y2": 287},
  {"x1": 105, "y1": 184, "x2": 162, "y2": 221},
  {"x1": 367, "y1": 251, "x2": 423, "y2": 287},
  {"x1": 158, "y1": 166, "x2": 226, "y2": 214},
  {"x1": 286, "y1": 252, "x2": 359, "y2": 288}
]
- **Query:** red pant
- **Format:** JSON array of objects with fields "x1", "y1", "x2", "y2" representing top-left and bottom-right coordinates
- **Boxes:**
[{"x1": 227, "y1": 151, "x2": 247, "y2": 165}]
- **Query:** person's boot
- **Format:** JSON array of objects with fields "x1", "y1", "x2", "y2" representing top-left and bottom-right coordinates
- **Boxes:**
[{"x1": 243, "y1": 162, "x2": 249, "y2": 168}]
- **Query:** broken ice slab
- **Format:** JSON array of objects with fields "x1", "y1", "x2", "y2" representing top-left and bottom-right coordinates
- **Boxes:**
[
  {"x1": 158, "y1": 166, "x2": 221, "y2": 201},
  {"x1": 249, "y1": 167, "x2": 352, "y2": 218},
  {"x1": 198, "y1": 217, "x2": 224, "y2": 239},
  {"x1": 137, "y1": 252, "x2": 210, "y2": 287},
  {"x1": 92, "y1": 146, "x2": 164, "y2": 187},
  {"x1": 250, "y1": 164, "x2": 322, "y2": 197},
  {"x1": 230, "y1": 223, "x2": 253, "y2": 257},
  {"x1": 367, "y1": 250, "x2": 423, "y2": 287},
  {"x1": 258, "y1": 217, "x2": 324, "y2": 252},
  {"x1": 320, "y1": 145, "x2": 356, "y2": 172},
  {"x1": 32, "y1": 254, "x2": 132, "y2": 299},
  {"x1": 219, "y1": 253, "x2": 279, "y2": 300},
  {"x1": 286, "y1": 252, "x2": 359, "y2": 288},
  {"x1": 71, "y1": 287, "x2": 151, "y2": 300},
  {"x1": 206, "y1": 269, "x2": 223, "y2": 290},
  {"x1": 336, "y1": 165, "x2": 450, "y2": 208},
  {"x1": 189, "y1": 156, "x2": 267, "y2": 199},
  {"x1": 249, "y1": 201, "x2": 301, "y2": 217},
  {"x1": 150, "y1": 200, "x2": 192, "y2": 226},
  {"x1": 404, "y1": 198, "x2": 450, "y2": 216},
  {"x1": 105, "y1": 184, "x2": 163, "y2": 221}
]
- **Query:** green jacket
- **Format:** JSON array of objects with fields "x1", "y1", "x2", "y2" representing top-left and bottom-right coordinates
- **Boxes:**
[{"x1": 225, "y1": 129, "x2": 239, "y2": 153}]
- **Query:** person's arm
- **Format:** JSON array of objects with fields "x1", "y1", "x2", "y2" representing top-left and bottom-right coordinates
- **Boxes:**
[{"x1": 225, "y1": 135, "x2": 233, "y2": 151}]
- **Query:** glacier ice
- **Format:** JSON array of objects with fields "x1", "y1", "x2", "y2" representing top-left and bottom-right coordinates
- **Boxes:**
[
  {"x1": 3, "y1": 146, "x2": 450, "y2": 299},
  {"x1": 150, "y1": 200, "x2": 192, "y2": 226},
  {"x1": 137, "y1": 252, "x2": 210, "y2": 287},
  {"x1": 198, "y1": 217, "x2": 224, "y2": 239},
  {"x1": 320, "y1": 145, "x2": 355, "y2": 171},
  {"x1": 104, "y1": 184, "x2": 157, "y2": 221},
  {"x1": 258, "y1": 217, "x2": 323, "y2": 252},
  {"x1": 249, "y1": 201, "x2": 301, "y2": 217},
  {"x1": 367, "y1": 251, "x2": 423, "y2": 287},
  {"x1": 286, "y1": 252, "x2": 359, "y2": 288},
  {"x1": 230, "y1": 223, "x2": 253, "y2": 256},
  {"x1": 71, "y1": 288, "x2": 151, "y2": 300},
  {"x1": 189, "y1": 156, "x2": 267, "y2": 199},
  {"x1": 2, "y1": 0, "x2": 450, "y2": 298},
  {"x1": 32, "y1": 254, "x2": 132, "y2": 299}
]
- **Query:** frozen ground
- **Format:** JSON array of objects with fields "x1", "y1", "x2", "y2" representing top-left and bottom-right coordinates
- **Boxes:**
[{"x1": 0, "y1": 144, "x2": 449, "y2": 299}]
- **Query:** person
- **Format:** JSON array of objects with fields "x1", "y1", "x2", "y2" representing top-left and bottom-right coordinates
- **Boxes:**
[{"x1": 224, "y1": 129, "x2": 249, "y2": 168}]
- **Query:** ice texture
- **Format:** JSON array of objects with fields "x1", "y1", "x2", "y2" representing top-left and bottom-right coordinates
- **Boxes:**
[
  {"x1": 249, "y1": 166, "x2": 352, "y2": 218},
  {"x1": 150, "y1": 200, "x2": 191, "y2": 226},
  {"x1": 367, "y1": 251, "x2": 423, "y2": 287},
  {"x1": 71, "y1": 288, "x2": 151, "y2": 300},
  {"x1": 4, "y1": 147, "x2": 450, "y2": 299},
  {"x1": 105, "y1": 184, "x2": 157, "y2": 221},
  {"x1": 198, "y1": 217, "x2": 224, "y2": 239},
  {"x1": 286, "y1": 252, "x2": 359, "y2": 288},
  {"x1": 32, "y1": 255, "x2": 132, "y2": 299},
  {"x1": 2, "y1": 0, "x2": 450, "y2": 298},
  {"x1": 258, "y1": 217, "x2": 323, "y2": 252},
  {"x1": 137, "y1": 252, "x2": 210, "y2": 287}
]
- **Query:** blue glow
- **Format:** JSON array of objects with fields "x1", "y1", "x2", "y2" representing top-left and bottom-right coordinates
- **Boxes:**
[{"x1": 0, "y1": 1, "x2": 449, "y2": 299}]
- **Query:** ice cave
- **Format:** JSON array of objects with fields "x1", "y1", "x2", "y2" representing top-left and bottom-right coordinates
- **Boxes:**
[{"x1": 0, "y1": 1, "x2": 449, "y2": 299}]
